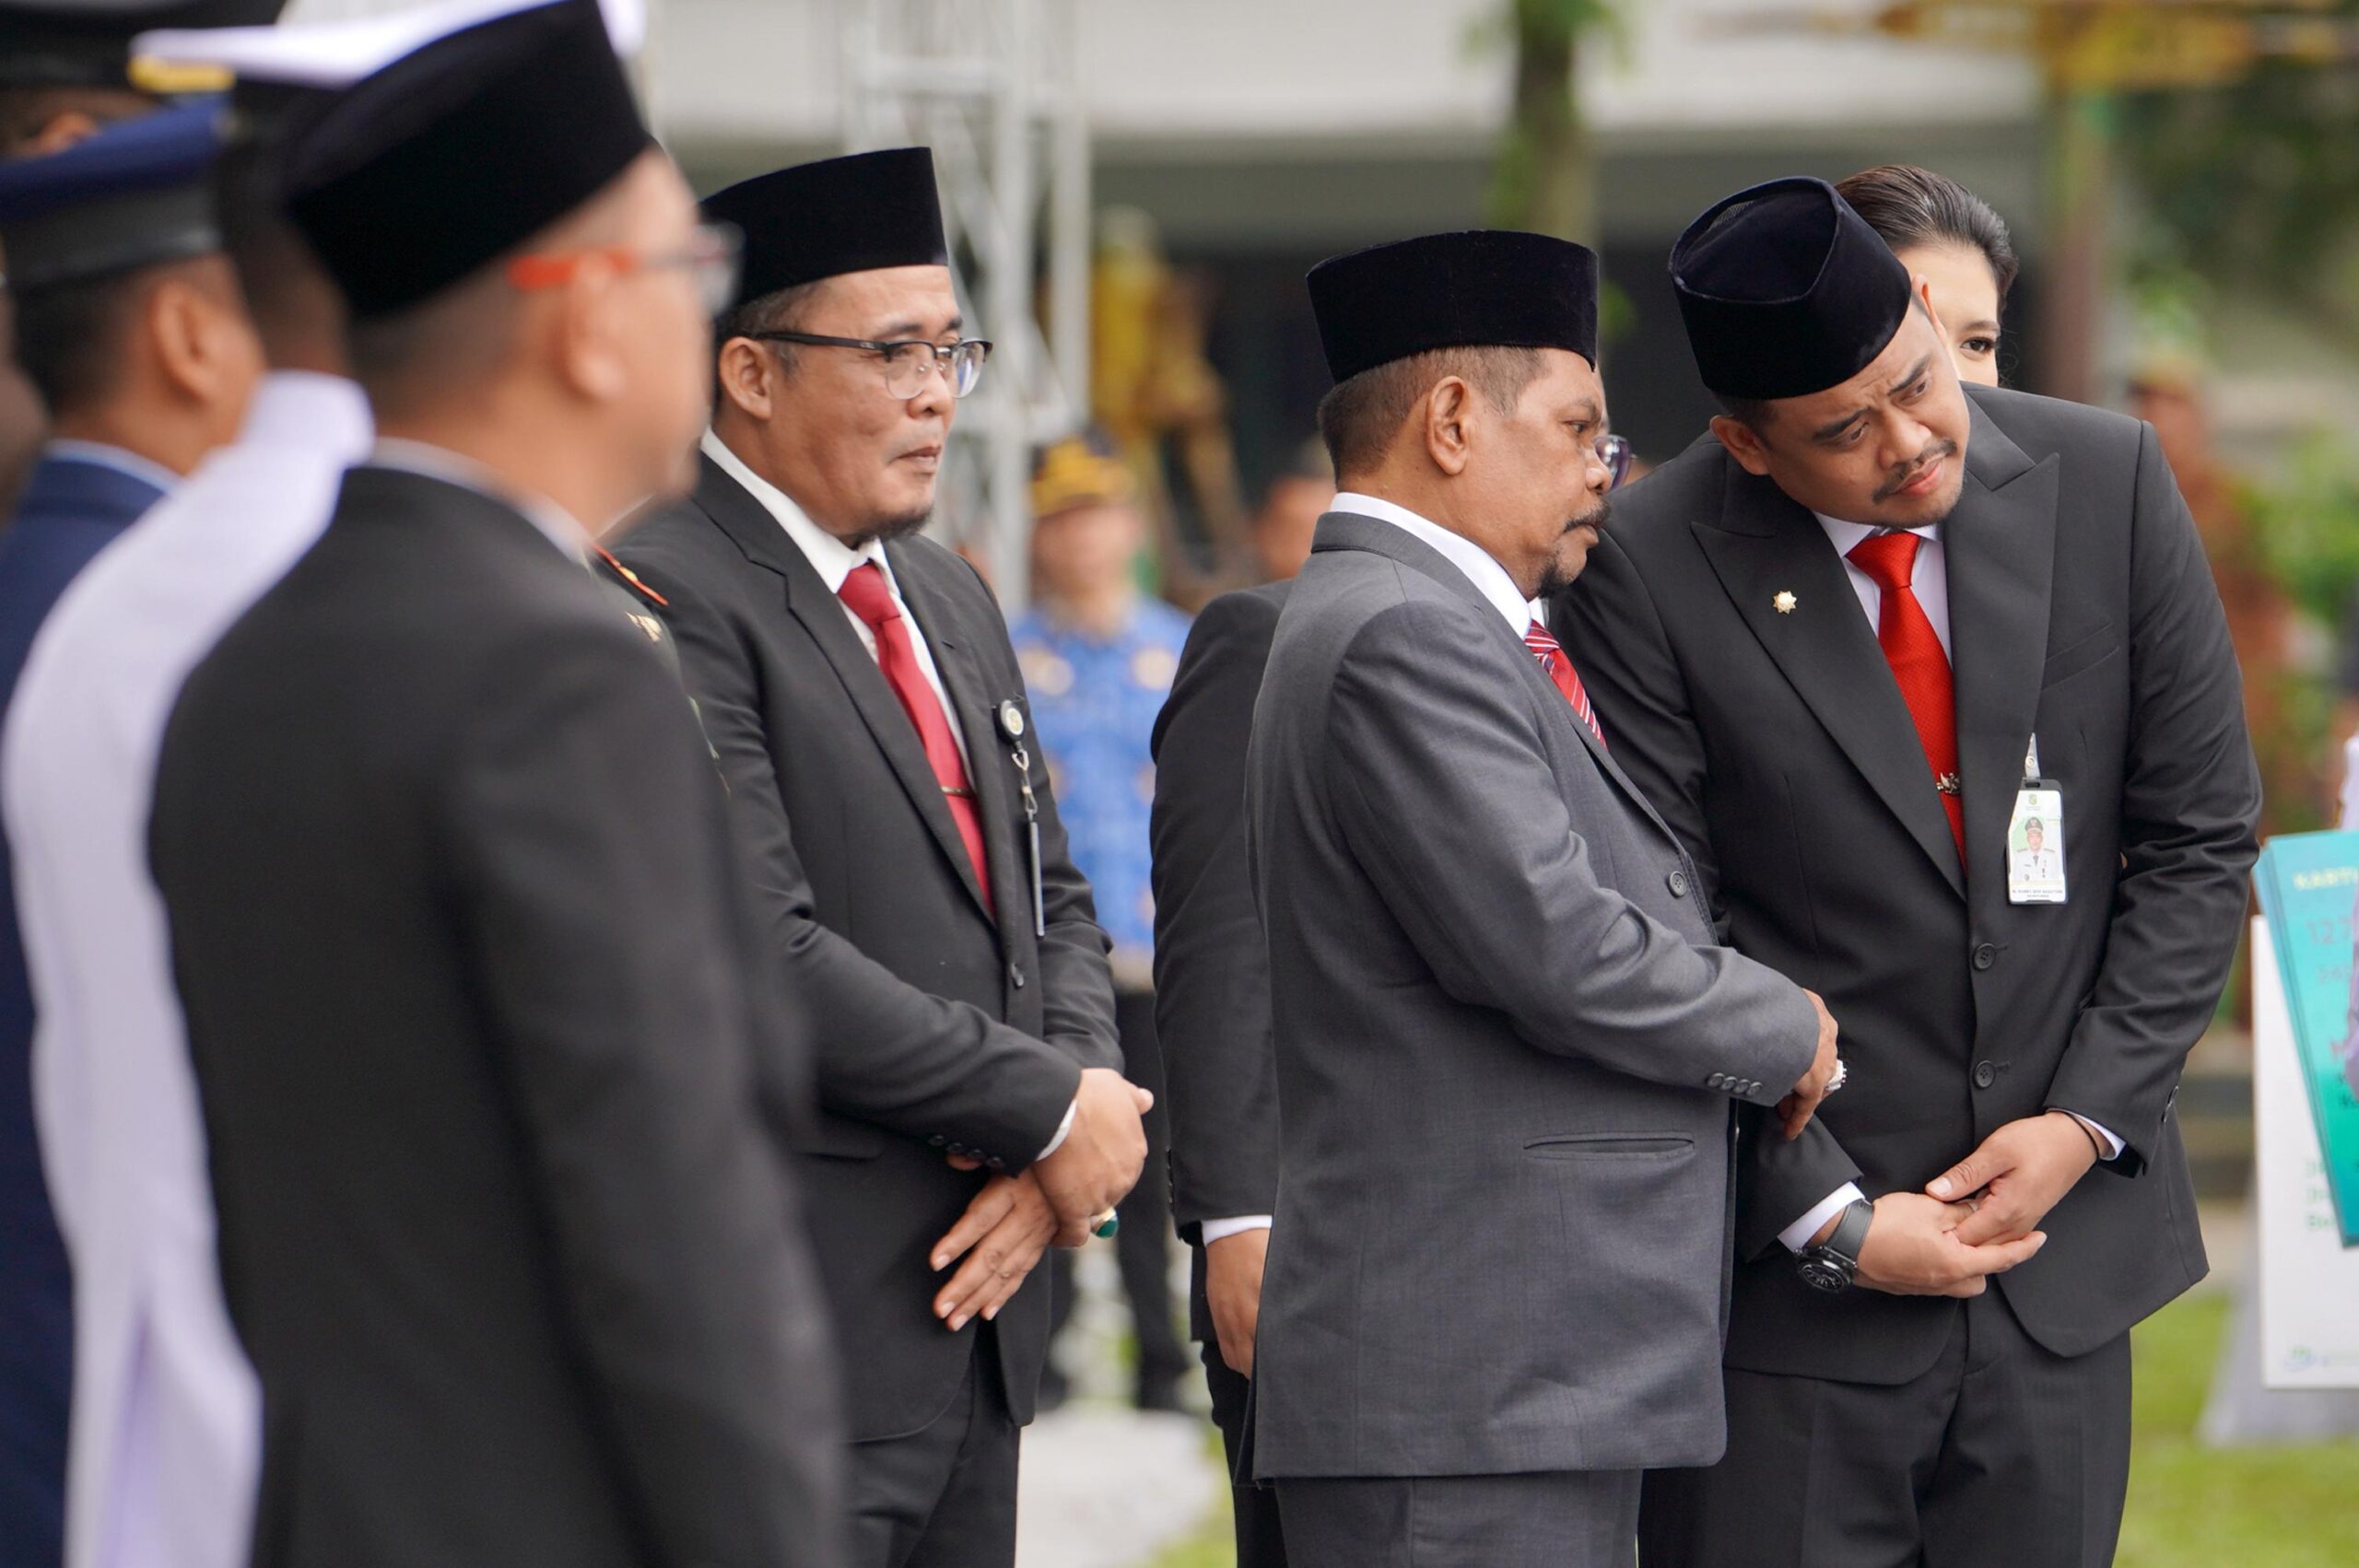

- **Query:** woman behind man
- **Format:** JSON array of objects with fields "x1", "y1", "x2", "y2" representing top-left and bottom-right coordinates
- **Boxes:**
[{"x1": 1838, "y1": 162, "x2": 2016, "y2": 387}]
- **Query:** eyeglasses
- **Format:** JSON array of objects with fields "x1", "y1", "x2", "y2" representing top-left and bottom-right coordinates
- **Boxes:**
[
  {"x1": 507, "y1": 221, "x2": 744, "y2": 318},
  {"x1": 1597, "y1": 434, "x2": 1635, "y2": 491},
  {"x1": 748, "y1": 331, "x2": 993, "y2": 400}
]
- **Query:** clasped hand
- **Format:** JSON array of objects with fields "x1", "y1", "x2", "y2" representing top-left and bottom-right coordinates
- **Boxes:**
[{"x1": 1825, "y1": 1111, "x2": 2096, "y2": 1296}]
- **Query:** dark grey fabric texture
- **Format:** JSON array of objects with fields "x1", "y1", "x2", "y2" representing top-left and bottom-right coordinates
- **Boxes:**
[{"x1": 1245, "y1": 510, "x2": 1822, "y2": 1480}]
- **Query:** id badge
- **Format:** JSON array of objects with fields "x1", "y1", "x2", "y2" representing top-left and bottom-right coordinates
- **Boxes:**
[{"x1": 2007, "y1": 734, "x2": 2066, "y2": 906}]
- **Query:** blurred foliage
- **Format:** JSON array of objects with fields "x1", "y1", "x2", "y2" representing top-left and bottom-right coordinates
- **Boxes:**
[
  {"x1": 2241, "y1": 431, "x2": 2359, "y2": 629},
  {"x1": 2114, "y1": 4, "x2": 2359, "y2": 351}
]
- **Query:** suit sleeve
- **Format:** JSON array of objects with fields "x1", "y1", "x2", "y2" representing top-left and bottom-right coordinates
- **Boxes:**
[
  {"x1": 1150, "y1": 591, "x2": 1283, "y2": 1239},
  {"x1": 632, "y1": 558, "x2": 1082, "y2": 1170},
  {"x1": 2043, "y1": 422, "x2": 2261, "y2": 1174},
  {"x1": 1324, "y1": 597, "x2": 1821, "y2": 1096},
  {"x1": 447, "y1": 633, "x2": 844, "y2": 1568},
  {"x1": 1558, "y1": 542, "x2": 1863, "y2": 1251}
]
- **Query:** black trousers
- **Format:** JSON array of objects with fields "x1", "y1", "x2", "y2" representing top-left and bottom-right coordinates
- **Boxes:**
[
  {"x1": 845, "y1": 1330, "x2": 1020, "y2": 1568},
  {"x1": 1639, "y1": 1289, "x2": 2131, "y2": 1568},
  {"x1": 1044, "y1": 989, "x2": 1189, "y2": 1402},
  {"x1": 1199, "y1": 1274, "x2": 1290, "y2": 1568}
]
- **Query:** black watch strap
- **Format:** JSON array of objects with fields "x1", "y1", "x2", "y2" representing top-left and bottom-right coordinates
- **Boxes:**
[
  {"x1": 1824, "y1": 1197, "x2": 1873, "y2": 1264},
  {"x1": 1796, "y1": 1197, "x2": 1873, "y2": 1294}
]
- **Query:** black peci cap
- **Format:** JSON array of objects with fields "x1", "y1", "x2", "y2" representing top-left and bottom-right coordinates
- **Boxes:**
[
  {"x1": 1670, "y1": 176, "x2": 1914, "y2": 403},
  {"x1": 0, "y1": 0, "x2": 284, "y2": 92},
  {"x1": 282, "y1": 0, "x2": 651, "y2": 321},
  {"x1": 1306, "y1": 229, "x2": 1599, "y2": 385},
  {"x1": 702, "y1": 146, "x2": 949, "y2": 313}
]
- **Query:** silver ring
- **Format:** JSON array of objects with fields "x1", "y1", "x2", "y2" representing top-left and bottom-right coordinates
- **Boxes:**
[{"x1": 1825, "y1": 1059, "x2": 1848, "y2": 1094}]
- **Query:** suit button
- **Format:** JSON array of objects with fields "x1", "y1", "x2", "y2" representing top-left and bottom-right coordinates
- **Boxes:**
[
  {"x1": 1708, "y1": 1072, "x2": 1727, "y2": 1089},
  {"x1": 1009, "y1": 962, "x2": 1027, "y2": 989},
  {"x1": 1972, "y1": 942, "x2": 1998, "y2": 971},
  {"x1": 928, "y1": 1135, "x2": 947, "y2": 1148},
  {"x1": 1668, "y1": 870, "x2": 1689, "y2": 898},
  {"x1": 1974, "y1": 1060, "x2": 1998, "y2": 1090},
  {"x1": 985, "y1": 1156, "x2": 1006, "y2": 1171}
]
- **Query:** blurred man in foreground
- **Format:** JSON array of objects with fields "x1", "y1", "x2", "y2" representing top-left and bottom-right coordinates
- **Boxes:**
[{"x1": 145, "y1": 5, "x2": 843, "y2": 1560}]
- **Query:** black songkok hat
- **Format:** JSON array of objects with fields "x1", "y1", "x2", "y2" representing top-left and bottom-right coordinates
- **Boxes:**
[
  {"x1": 702, "y1": 147, "x2": 949, "y2": 312},
  {"x1": 0, "y1": 0, "x2": 285, "y2": 92},
  {"x1": 283, "y1": 0, "x2": 651, "y2": 321},
  {"x1": 1671, "y1": 176, "x2": 1913, "y2": 402},
  {"x1": 1305, "y1": 229, "x2": 1599, "y2": 384}
]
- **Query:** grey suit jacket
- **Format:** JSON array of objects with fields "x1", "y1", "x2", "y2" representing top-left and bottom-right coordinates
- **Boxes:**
[{"x1": 1244, "y1": 510, "x2": 1820, "y2": 1480}]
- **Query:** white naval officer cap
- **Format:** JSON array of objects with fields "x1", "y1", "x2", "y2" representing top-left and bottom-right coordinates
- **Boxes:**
[{"x1": 132, "y1": 0, "x2": 647, "y2": 84}]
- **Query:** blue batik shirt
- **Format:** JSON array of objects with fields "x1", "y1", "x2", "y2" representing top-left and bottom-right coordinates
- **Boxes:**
[{"x1": 1008, "y1": 596, "x2": 1192, "y2": 981}]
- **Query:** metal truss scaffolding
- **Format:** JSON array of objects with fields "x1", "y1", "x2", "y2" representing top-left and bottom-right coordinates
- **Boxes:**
[{"x1": 841, "y1": 0, "x2": 1091, "y2": 608}]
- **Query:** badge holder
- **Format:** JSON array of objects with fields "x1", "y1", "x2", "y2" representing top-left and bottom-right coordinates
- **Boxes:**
[
  {"x1": 2006, "y1": 733, "x2": 2067, "y2": 906},
  {"x1": 996, "y1": 699, "x2": 1048, "y2": 938}
]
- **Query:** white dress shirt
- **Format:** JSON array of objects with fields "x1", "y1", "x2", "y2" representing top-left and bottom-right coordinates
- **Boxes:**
[
  {"x1": 6, "y1": 371, "x2": 373, "y2": 1568},
  {"x1": 1202, "y1": 492, "x2": 1545, "y2": 1247},
  {"x1": 1778, "y1": 515, "x2": 2119, "y2": 1255},
  {"x1": 42, "y1": 439, "x2": 184, "y2": 497}
]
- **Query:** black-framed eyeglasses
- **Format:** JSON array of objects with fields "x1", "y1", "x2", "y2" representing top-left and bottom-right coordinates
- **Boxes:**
[
  {"x1": 1597, "y1": 433, "x2": 1635, "y2": 491},
  {"x1": 748, "y1": 331, "x2": 993, "y2": 399}
]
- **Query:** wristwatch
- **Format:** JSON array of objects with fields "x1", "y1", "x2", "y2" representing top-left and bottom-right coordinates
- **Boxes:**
[{"x1": 1796, "y1": 1198, "x2": 1874, "y2": 1294}]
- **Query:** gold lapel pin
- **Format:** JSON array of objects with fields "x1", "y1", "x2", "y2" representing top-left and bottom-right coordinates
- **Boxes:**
[{"x1": 1773, "y1": 591, "x2": 1798, "y2": 614}]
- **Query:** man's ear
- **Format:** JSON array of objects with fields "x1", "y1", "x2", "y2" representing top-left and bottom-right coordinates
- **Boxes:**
[
  {"x1": 1709, "y1": 414, "x2": 1773, "y2": 477},
  {"x1": 715, "y1": 335, "x2": 777, "y2": 422},
  {"x1": 1421, "y1": 376, "x2": 1473, "y2": 478},
  {"x1": 148, "y1": 268, "x2": 252, "y2": 409}
]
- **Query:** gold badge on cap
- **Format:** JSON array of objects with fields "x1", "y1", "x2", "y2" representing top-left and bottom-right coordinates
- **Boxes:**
[{"x1": 1773, "y1": 591, "x2": 1798, "y2": 614}]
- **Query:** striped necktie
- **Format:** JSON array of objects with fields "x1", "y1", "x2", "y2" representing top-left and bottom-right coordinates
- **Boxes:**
[{"x1": 1525, "y1": 617, "x2": 1605, "y2": 748}]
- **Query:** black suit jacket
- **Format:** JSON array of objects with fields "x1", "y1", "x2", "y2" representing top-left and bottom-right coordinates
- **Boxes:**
[
  {"x1": 149, "y1": 466, "x2": 843, "y2": 1568},
  {"x1": 1555, "y1": 386, "x2": 2260, "y2": 1384},
  {"x1": 1149, "y1": 581, "x2": 1286, "y2": 1340},
  {"x1": 617, "y1": 455, "x2": 1121, "y2": 1440}
]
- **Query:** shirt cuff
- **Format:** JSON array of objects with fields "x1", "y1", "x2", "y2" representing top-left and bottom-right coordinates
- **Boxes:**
[
  {"x1": 1037, "y1": 1100, "x2": 1078, "y2": 1162},
  {"x1": 2060, "y1": 1110, "x2": 2125, "y2": 1161},
  {"x1": 1200, "y1": 1215, "x2": 1274, "y2": 1245},
  {"x1": 1779, "y1": 1182, "x2": 1867, "y2": 1254}
]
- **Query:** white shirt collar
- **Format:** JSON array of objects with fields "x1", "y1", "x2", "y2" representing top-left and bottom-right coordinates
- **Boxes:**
[
  {"x1": 42, "y1": 439, "x2": 181, "y2": 496},
  {"x1": 700, "y1": 427, "x2": 902, "y2": 597},
  {"x1": 367, "y1": 439, "x2": 593, "y2": 563},
  {"x1": 1813, "y1": 513, "x2": 1940, "y2": 557},
  {"x1": 1332, "y1": 490, "x2": 1539, "y2": 635},
  {"x1": 239, "y1": 371, "x2": 374, "y2": 461}
]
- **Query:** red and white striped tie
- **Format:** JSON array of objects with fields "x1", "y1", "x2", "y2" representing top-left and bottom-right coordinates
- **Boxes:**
[{"x1": 1525, "y1": 617, "x2": 1605, "y2": 748}]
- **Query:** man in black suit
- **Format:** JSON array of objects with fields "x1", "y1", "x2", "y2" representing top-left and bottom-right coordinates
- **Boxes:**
[
  {"x1": 146, "y1": 6, "x2": 844, "y2": 1563},
  {"x1": 1149, "y1": 575, "x2": 1291, "y2": 1566},
  {"x1": 616, "y1": 151, "x2": 1146, "y2": 1568},
  {"x1": 1555, "y1": 178, "x2": 2260, "y2": 1567}
]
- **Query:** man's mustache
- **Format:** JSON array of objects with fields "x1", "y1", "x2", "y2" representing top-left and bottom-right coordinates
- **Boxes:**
[
  {"x1": 1564, "y1": 499, "x2": 1613, "y2": 537},
  {"x1": 1873, "y1": 438, "x2": 1960, "y2": 503}
]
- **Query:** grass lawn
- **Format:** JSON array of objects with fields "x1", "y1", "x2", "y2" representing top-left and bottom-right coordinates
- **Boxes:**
[{"x1": 1152, "y1": 1293, "x2": 2359, "y2": 1566}]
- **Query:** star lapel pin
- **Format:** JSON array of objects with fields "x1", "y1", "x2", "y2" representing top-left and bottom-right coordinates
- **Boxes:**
[{"x1": 1773, "y1": 591, "x2": 1798, "y2": 614}]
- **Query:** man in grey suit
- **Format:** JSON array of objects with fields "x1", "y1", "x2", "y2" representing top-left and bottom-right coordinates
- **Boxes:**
[{"x1": 1245, "y1": 229, "x2": 1848, "y2": 1566}]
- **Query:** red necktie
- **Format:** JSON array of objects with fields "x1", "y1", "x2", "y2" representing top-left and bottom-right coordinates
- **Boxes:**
[
  {"x1": 838, "y1": 561, "x2": 992, "y2": 914},
  {"x1": 1525, "y1": 617, "x2": 1606, "y2": 748},
  {"x1": 1845, "y1": 531, "x2": 1964, "y2": 864}
]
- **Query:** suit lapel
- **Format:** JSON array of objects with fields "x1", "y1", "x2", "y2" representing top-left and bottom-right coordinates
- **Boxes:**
[
  {"x1": 1691, "y1": 467, "x2": 1966, "y2": 899},
  {"x1": 1315, "y1": 510, "x2": 1683, "y2": 847},
  {"x1": 694, "y1": 458, "x2": 995, "y2": 923},
  {"x1": 1944, "y1": 404, "x2": 2059, "y2": 895},
  {"x1": 889, "y1": 544, "x2": 1012, "y2": 927}
]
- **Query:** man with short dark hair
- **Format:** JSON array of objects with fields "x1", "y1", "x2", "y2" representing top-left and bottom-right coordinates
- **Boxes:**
[
  {"x1": 144, "y1": 5, "x2": 843, "y2": 1561},
  {"x1": 617, "y1": 150, "x2": 1146, "y2": 1568},
  {"x1": 1556, "y1": 176, "x2": 2259, "y2": 1568},
  {"x1": 1244, "y1": 228, "x2": 1841, "y2": 1565}
]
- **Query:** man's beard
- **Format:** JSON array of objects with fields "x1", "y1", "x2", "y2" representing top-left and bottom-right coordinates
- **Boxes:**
[{"x1": 846, "y1": 508, "x2": 933, "y2": 549}]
